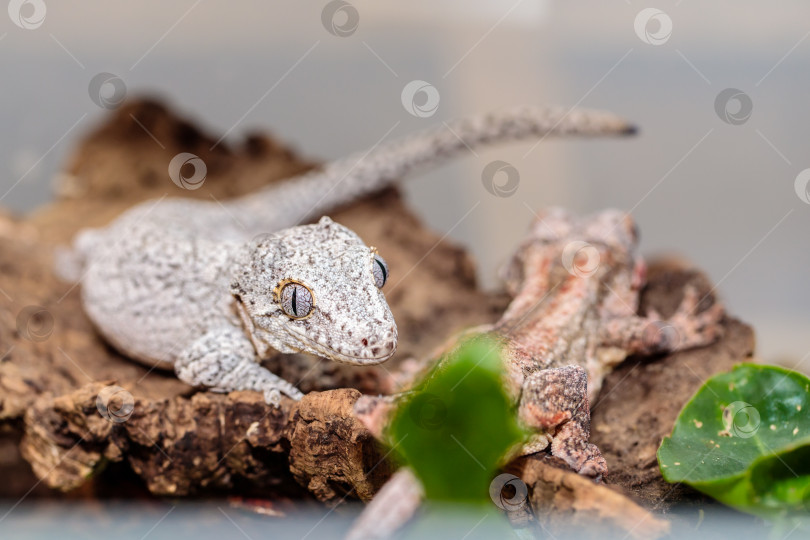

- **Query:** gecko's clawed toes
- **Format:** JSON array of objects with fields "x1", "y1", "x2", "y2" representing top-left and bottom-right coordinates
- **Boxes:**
[
  {"x1": 645, "y1": 307, "x2": 662, "y2": 321},
  {"x1": 552, "y1": 438, "x2": 608, "y2": 477},
  {"x1": 681, "y1": 284, "x2": 700, "y2": 307},
  {"x1": 701, "y1": 301, "x2": 726, "y2": 324},
  {"x1": 696, "y1": 304, "x2": 725, "y2": 342},
  {"x1": 577, "y1": 448, "x2": 609, "y2": 477},
  {"x1": 678, "y1": 284, "x2": 723, "y2": 318},
  {"x1": 520, "y1": 432, "x2": 552, "y2": 455},
  {"x1": 263, "y1": 388, "x2": 282, "y2": 408}
]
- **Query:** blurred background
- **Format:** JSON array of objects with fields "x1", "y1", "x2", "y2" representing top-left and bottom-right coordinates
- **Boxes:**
[{"x1": 1, "y1": 0, "x2": 809, "y2": 365}]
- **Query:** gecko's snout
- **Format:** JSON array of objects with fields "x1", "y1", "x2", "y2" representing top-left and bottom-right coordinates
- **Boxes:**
[
  {"x1": 370, "y1": 332, "x2": 397, "y2": 358},
  {"x1": 351, "y1": 324, "x2": 397, "y2": 364},
  {"x1": 288, "y1": 320, "x2": 397, "y2": 366}
]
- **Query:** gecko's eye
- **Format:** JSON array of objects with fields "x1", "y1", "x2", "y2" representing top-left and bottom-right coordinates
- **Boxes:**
[
  {"x1": 277, "y1": 280, "x2": 315, "y2": 320},
  {"x1": 372, "y1": 253, "x2": 389, "y2": 289}
]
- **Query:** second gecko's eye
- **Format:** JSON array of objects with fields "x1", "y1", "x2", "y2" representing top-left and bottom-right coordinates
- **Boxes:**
[
  {"x1": 277, "y1": 280, "x2": 315, "y2": 320},
  {"x1": 372, "y1": 253, "x2": 389, "y2": 289}
]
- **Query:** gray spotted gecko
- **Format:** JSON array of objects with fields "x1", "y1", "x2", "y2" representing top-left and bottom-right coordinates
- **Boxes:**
[{"x1": 60, "y1": 106, "x2": 635, "y2": 406}]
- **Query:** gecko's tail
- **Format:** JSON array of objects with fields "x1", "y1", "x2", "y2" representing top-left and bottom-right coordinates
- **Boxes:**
[{"x1": 233, "y1": 105, "x2": 636, "y2": 230}]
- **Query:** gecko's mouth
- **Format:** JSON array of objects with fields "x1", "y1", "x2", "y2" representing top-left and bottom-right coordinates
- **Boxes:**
[{"x1": 286, "y1": 327, "x2": 397, "y2": 366}]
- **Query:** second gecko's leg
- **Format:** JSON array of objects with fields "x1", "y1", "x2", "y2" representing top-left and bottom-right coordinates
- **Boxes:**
[
  {"x1": 175, "y1": 327, "x2": 304, "y2": 406},
  {"x1": 519, "y1": 365, "x2": 607, "y2": 477},
  {"x1": 600, "y1": 286, "x2": 724, "y2": 356}
]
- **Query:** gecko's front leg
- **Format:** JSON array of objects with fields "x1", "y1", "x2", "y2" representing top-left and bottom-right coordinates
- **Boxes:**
[
  {"x1": 175, "y1": 326, "x2": 304, "y2": 406},
  {"x1": 519, "y1": 365, "x2": 607, "y2": 477}
]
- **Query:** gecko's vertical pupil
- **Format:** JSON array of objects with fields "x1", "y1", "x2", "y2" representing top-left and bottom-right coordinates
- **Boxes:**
[
  {"x1": 372, "y1": 254, "x2": 389, "y2": 288},
  {"x1": 280, "y1": 281, "x2": 314, "y2": 319},
  {"x1": 375, "y1": 260, "x2": 387, "y2": 281}
]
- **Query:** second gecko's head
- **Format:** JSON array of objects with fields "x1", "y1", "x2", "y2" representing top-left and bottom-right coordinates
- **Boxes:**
[
  {"x1": 231, "y1": 216, "x2": 397, "y2": 365},
  {"x1": 500, "y1": 207, "x2": 641, "y2": 295}
]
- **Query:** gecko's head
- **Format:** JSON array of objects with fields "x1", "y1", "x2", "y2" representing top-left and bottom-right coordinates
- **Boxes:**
[
  {"x1": 500, "y1": 208, "x2": 640, "y2": 294},
  {"x1": 232, "y1": 216, "x2": 397, "y2": 365},
  {"x1": 524, "y1": 207, "x2": 638, "y2": 252},
  {"x1": 580, "y1": 209, "x2": 639, "y2": 254}
]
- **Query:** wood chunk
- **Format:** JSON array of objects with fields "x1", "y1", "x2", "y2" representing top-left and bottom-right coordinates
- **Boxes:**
[
  {"x1": 287, "y1": 389, "x2": 393, "y2": 503},
  {"x1": 18, "y1": 382, "x2": 389, "y2": 504},
  {"x1": 509, "y1": 454, "x2": 670, "y2": 539}
]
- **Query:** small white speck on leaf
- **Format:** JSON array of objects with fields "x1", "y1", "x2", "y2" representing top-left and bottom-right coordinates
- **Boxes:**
[
  {"x1": 693, "y1": 419, "x2": 703, "y2": 428},
  {"x1": 770, "y1": 425, "x2": 776, "y2": 431},
  {"x1": 793, "y1": 427, "x2": 799, "y2": 436}
]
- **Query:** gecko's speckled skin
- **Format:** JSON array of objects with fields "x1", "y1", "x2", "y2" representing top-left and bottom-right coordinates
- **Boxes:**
[{"x1": 64, "y1": 106, "x2": 635, "y2": 405}]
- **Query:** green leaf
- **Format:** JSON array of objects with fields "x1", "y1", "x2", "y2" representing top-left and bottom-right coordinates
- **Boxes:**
[
  {"x1": 387, "y1": 337, "x2": 526, "y2": 503},
  {"x1": 658, "y1": 363, "x2": 810, "y2": 522}
]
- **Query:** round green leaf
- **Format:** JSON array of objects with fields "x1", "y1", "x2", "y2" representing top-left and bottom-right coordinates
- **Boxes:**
[
  {"x1": 388, "y1": 338, "x2": 526, "y2": 503},
  {"x1": 658, "y1": 363, "x2": 810, "y2": 521}
]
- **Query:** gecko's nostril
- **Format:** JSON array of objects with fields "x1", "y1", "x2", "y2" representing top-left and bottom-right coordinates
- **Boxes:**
[
  {"x1": 380, "y1": 339, "x2": 396, "y2": 354},
  {"x1": 362, "y1": 338, "x2": 368, "y2": 346}
]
